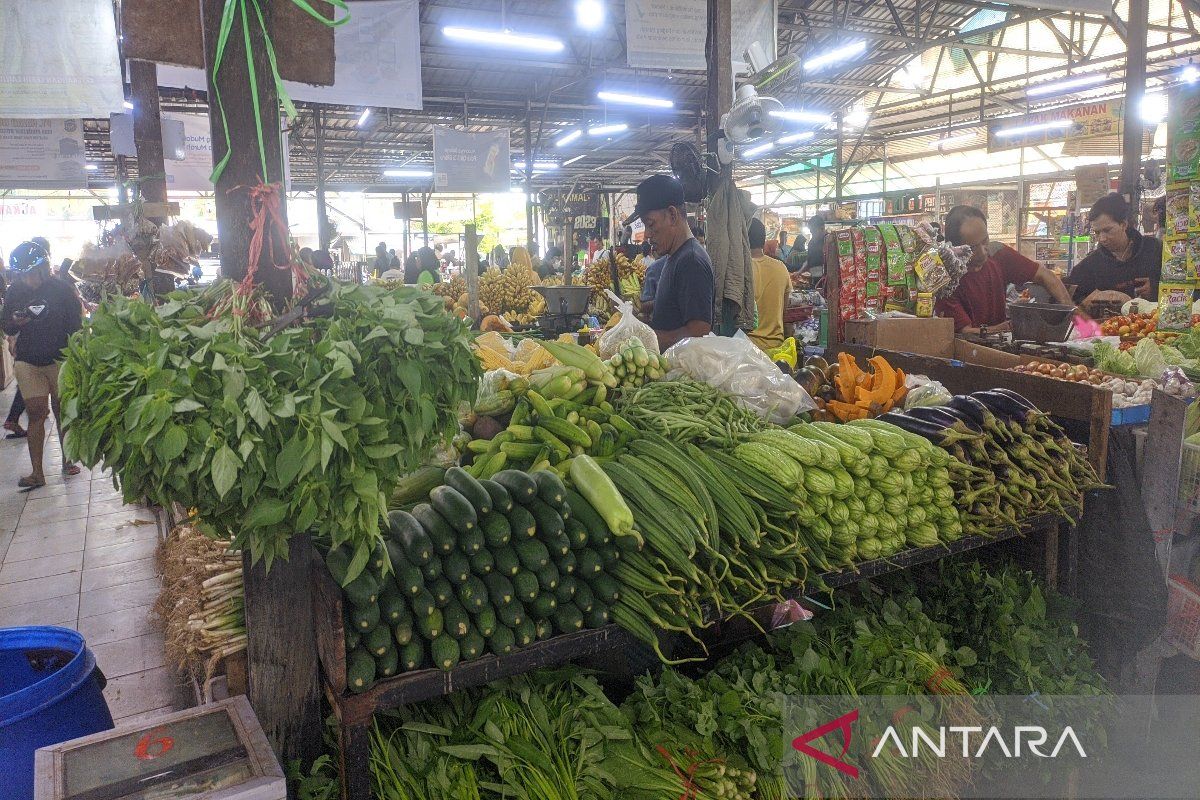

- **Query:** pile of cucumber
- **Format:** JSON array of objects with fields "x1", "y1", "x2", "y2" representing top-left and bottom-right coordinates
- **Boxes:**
[{"x1": 330, "y1": 466, "x2": 624, "y2": 693}]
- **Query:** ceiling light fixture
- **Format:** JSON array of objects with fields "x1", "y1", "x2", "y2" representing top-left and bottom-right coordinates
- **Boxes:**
[
  {"x1": 803, "y1": 40, "x2": 866, "y2": 73},
  {"x1": 575, "y1": 0, "x2": 605, "y2": 30},
  {"x1": 843, "y1": 106, "x2": 870, "y2": 128},
  {"x1": 994, "y1": 119, "x2": 1073, "y2": 138},
  {"x1": 776, "y1": 131, "x2": 815, "y2": 145},
  {"x1": 356, "y1": 108, "x2": 371, "y2": 127},
  {"x1": 597, "y1": 90, "x2": 673, "y2": 109},
  {"x1": 513, "y1": 161, "x2": 559, "y2": 171},
  {"x1": 563, "y1": 154, "x2": 587, "y2": 165},
  {"x1": 1140, "y1": 92, "x2": 1168, "y2": 124},
  {"x1": 933, "y1": 133, "x2": 976, "y2": 151},
  {"x1": 555, "y1": 129, "x2": 583, "y2": 147},
  {"x1": 1026, "y1": 72, "x2": 1106, "y2": 97},
  {"x1": 769, "y1": 109, "x2": 832, "y2": 125},
  {"x1": 742, "y1": 141, "x2": 775, "y2": 158},
  {"x1": 1183, "y1": 64, "x2": 1200, "y2": 84},
  {"x1": 383, "y1": 169, "x2": 433, "y2": 178},
  {"x1": 442, "y1": 26, "x2": 565, "y2": 53},
  {"x1": 123, "y1": 100, "x2": 134, "y2": 110},
  {"x1": 85, "y1": 164, "x2": 99, "y2": 171},
  {"x1": 587, "y1": 123, "x2": 628, "y2": 136}
]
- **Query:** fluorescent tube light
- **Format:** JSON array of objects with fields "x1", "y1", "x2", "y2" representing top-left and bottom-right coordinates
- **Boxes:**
[
  {"x1": 994, "y1": 119, "x2": 1072, "y2": 138},
  {"x1": 85, "y1": 164, "x2": 99, "y2": 171},
  {"x1": 556, "y1": 129, "x2": 583, "y2": 147},
  {"x1": 597, "y1": 90, "x2": 673, "y2": 109},
  {"x1": 769, "y1": 109, "x2": 832, "y2": 125},
  {"x1": 513, "y1": 161, "x2": 559, "y2": 171},
  {"x1": 563, "y1": 154, "x2": 587, "y2": 165},
  {"x1": 588, "y1": 123, "x2": 628, "y2": 136},
  {"x1": 933, "y1": 133, "x2": 976, "y2": 151},
  {"x1": 575, "y1": 0, "x2": 605, "y2": 30},
  {"x1": 1026, "y1": 73, "x2": 1106, "y2": 97},
  {"x1": 742, "y1": 141, "x2": 775, "y2": 158},
  {"x1": 804, "y1": 41, "x2": 866, "y2": 72},
  {"x1": 1184, "y1": 64, "x2": 1200, "y2": 84},
  {"x1": 356, "y1": 108, "x2": 371, "y2": 127},
  {"x1": 777, "y1": 131, "x2": 815, "y2": 145},
  {"x1": 383, "y1": 169, "x2": 433, "y2": 178},
  {"x1": 442, "y1": 26, "x2": 564, "y2": 53}
]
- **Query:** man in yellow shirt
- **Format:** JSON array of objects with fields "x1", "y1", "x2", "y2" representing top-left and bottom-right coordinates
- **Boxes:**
[{"x1": 746, "y1": 218, "x2": 790, "y2": 352}]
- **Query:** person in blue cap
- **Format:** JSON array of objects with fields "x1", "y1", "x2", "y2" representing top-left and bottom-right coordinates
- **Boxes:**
[{"x1": 1, "y1": 240, "x2": 83, "y2": 487}]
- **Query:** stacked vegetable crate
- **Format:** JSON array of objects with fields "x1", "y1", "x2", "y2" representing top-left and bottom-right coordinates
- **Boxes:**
[{"x1": 326, "y1": 467, "x2": 623, "y2": 694}]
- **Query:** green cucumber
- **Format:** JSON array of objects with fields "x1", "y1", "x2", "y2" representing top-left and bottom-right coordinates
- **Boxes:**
[
  {"x1": 347, "y1": 647, "x2": 376, "y2": 693},
  {"x1": 378, "y1": 590, "x2": 409, "y2": 624},
  {"x1": 473, "y1": 606, "x2": 498, "y2": 637},
  {"x1": 444, "y1": 466, "x2": 493, "y2": 515},
  {"x1": 325, "y1": 545, "x2": 354, "y2": 586},
  {"x1": 364, "y1": 624, "x2": 393, "y2": 657},
  {"x1": 506, "y1": 504, "x2": 538, "y2": 539},
  {"x1": 587, "y1": 573, "x2": 620, "y2": 604},
  {"x1": 460, "y1": 625, "x2": 486, "y2": 660},
  {"x1": 564, "y1": 518, "x2": 590, "y2": 550},
  {"x1": 412, "y1": 503, "x2": 457, "y2": 555},
  {"x1": 430, "y1": 635, "x2": 461, "y2": 670},
  {"x1": 392, "y1": 618, "x2": 414, "y2": 647},
  {"x1": 492, "y1": 470, "x2": 537, "y2": 503},
  {"x1": 399, "y1": 640, "x2": 425, "y2": 671},
  {"x1": 344, "y1": 573, "x2": 380, "y2": 607},
  {"x1": 564, "y1": 489, "x2": 610, "y2": 547},
  {"x1": 526, "y1": 497, "x2": 565, "y2": 539},
  {"x1": 469, "y1": 548, "x2": 495, "y2": 576},
  {"x1": 534, "y1": 618, "x2": 553, "y2": 641},
  {"x1": 555, "y1": 549, "x2": 577, "y2": 575},
  {"x1": 488, "y1": 625, "x2": 516, "y2": 655},
  {"x1": 515, "y1": 539, "x2": 551, "y2": 571},
  {"x1": 535, "y1": 563, "x2": 560, "y2": 592},
  {"x1": 483, "y1": 572, "x2": 515, "y2": 606},
  {"x1": 530, "y1": 592, "x2": 558, "y2": 618},
  {"x1": 493, "y1": 545, "x2": 521, "y2": 577},
  {"x1": 531, "y1": 470, "x2": 567, "y2": 506},
  {"x1": 420, "y1": 555, "x2": 443, "y2": 582},
  {"x1": 583, "y1": 602, "x2": 609, "y2": 629},
  {"x1": 415, "y1": 607, "x2": 444, "y2": 640},
  {"x1": 344, "y1": 623, "x2": 360, "y2": 653},
  {"x1": 457, "y1": 526, "x2": 485, "y2": 555},
  {"x1": 542, "y1": 530, "x2": 572, "y2": 559},
  {"x1": 442, "y1": 600, "x2": 471, "y2": 639},
  {"x1": 457, "y1": 575, "x2": 489, "y2": 613},
  {"x1": 496, "y1": 601, "x2": 526, "y2": 629},
  {"x1": 429, "y1": 485, "x2": 477, "y2": 535},
  {"x1": 512, "y1": 570, "x2": 539, "y2": 603},
  {"x1": 429, "y1": 577, "x2": 454, "y2": 608},
  {"x1": 598, "y1": 543, "x2": 622, "y2": 567},
  {"x1": 480, "y1": 512, "x2": 512, "y2": 548},
  {"x1": 410, "y1": 588, "x2": 437, "y2": 619},
  {"x1": 554, "y1": 575, "x2": 578, "y2": 604},
  {"x1": 375, "y1": 646, "x2": 399, "y2": 678},
  {"x1": 350, "y1": 602, "x2": 380, "y2": 632},
  {"x1": 443, "y1": 549, "x2": 472, "y2": 585},
  {"x1": 552, "y1": 602, "x2": 584, "y2": 634},
  {"x1": 573, "y1": 581, "x2": 595, "y2": 613},
  {"x1": 576, "y1": 548, "x2": 604, "y2": 576},
  {"x1": 479, "y1": 478, "x2": 514, "y2": 514},
  {"x1": 514, "y1": 617, "x2": 537, "y2": 647},
  {"x1": 390, "y1": 466, "x2": 446, "y2": 508},
  {"x1": 387, "y1": 509, "x2": 433, "y2": 565},
  {"x1": 395, "y1": 564, "x2": 424, "y2": 597},
  {"x1": 369, "y1": 541, "x2": 389, "y2": 574}
]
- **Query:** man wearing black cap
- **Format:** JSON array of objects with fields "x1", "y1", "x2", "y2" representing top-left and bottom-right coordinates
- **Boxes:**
[{"x1": 625, "y1": 174, "x2": 713, "y2": 349}]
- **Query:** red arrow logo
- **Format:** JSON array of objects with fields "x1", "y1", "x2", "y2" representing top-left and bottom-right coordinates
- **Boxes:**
[{"x1": 792, "y1": 709, "x2": 860, "y2": 778}]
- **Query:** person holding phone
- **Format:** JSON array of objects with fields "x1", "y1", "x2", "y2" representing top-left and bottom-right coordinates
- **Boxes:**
[{"x1": 1, "y1": 240, "x2": 83, "y2": 488}]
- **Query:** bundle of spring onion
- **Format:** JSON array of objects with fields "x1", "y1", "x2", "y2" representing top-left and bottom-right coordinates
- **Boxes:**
[
  {"x1": 154, "y1": 521, "x2": 245, "y2": 683},
  {"x1": 876, "y1": 389, "x2": 1105, "y2": 536}
]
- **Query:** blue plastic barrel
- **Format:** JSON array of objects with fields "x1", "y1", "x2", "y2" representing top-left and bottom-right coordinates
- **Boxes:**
[{"x1": 0, "y1": 626, "x2": 114, "y2": 800}]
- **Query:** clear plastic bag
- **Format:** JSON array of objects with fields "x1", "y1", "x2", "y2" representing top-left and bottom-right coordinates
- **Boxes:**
[
  {"x1": 599, "y1": 290, "x2": 659, "y2": 359},
  {"x1": 473, "y1": 368, "x2": 520, "y2": 415},
  {"x1": 903, "y1": 376, "x2": 952, "y2": 409},
  {"x1": 664, "y1": 332, "x2": 816, "y2": 424}
]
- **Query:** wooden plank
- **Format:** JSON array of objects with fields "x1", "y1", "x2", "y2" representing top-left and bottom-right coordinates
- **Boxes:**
[
  {"x1": 830, "y1": 343, "x2": 1112, "y2": 478},
  {"x1": 465, "y1": 224, "x2": 480, "y2": 319},
  {"x1": 130, "y1": 60, "x2": 168, "y2": 222},
  {"x1": 335, "y1": 719, "x2": 372, "y2": 800},
  {"x1": 311, "y1": 547, "x2": 348, "y2": 696},
  {"x1": 1142, "y1": 389, "x2": 1190, "y2": 569},
  {"x1": 122, "y1": 0, "x2": 334, "y2": 86}
]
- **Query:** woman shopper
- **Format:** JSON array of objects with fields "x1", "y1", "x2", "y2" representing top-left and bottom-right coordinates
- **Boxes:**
[
  {"x1": 0, "y1": 265, "x2": 27, "y2": 438},
  {"x1": 1, "y1": 241, "x2": 83, "y2": 487}
]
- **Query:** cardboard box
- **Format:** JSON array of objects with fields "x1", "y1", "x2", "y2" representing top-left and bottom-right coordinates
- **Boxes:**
[
  {"x1": 951, "y1": 339, "x2": 1026, "y2": 369},
  {"x1": 843, "y1": 317, "x2": 955, "y2": 358}
]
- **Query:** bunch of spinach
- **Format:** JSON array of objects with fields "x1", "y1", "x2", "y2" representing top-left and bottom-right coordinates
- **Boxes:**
[{"x1": 60, "y1": 280, "x2": 479, "y2": 568}]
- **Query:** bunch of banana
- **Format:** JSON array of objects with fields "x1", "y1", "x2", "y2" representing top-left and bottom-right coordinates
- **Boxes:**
[
  {"x1": 604, "y1": 339, "x2": 668, "y2": 389},
  {"x1": 479, "y1": 260, "x2": 538, "y2": 316}
]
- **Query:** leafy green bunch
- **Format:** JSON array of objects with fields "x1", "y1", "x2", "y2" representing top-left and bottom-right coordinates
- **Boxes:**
[{"x1": 60, "y1": 281, "x2": 480, "y2": 567}]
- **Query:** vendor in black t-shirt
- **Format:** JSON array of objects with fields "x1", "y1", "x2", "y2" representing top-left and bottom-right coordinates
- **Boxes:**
[
  {"x1": 1070, "y1": 193, "x2": 1162, "y2": 309},
  {"x1": 623, "y1": 174, "x2": 714, "y2": 350}
]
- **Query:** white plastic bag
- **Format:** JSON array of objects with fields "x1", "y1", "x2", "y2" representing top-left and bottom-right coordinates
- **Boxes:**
[
  {"x1": 664, "y1": 332, "x2": 816, "y2": 424},
  {"x1": 599, "y1": 289, "x2": 659, "y2": 359}
]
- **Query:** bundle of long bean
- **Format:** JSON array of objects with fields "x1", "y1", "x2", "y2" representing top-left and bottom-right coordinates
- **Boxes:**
[
  {"x1": 616, "y1": 377, "x2": 769, "y2": 445},
  {"x1": 154, "y1": 521, "x2": 245, "y2": 683}
]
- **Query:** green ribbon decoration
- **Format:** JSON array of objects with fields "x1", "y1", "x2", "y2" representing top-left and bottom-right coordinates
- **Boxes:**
[{"x1": 208, "y1": 0, "x2": 350, "y2": 185}]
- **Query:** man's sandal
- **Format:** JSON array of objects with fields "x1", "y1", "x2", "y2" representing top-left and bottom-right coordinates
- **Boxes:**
[{"x1": 17, "y1": 475, "x2": 45, "y2": 489}]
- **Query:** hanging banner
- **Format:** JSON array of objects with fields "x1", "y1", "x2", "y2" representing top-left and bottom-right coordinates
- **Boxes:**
[
  {"x1": 0, "y1": 0, "x2": 125, "y2": 118},
  {"x1": 624, "y1": 0, "x2": 776, "y2": 72},
  {"x1": 433, "y1": 128, "x2": 510, "y2": 193},
  {"x1": 0, "y1": 119, "x2": 87, "y2": 189},
  {"x1": 164, "y1": 114, "x2": 214, "y2": 192},
  {"x1": 987, "y1": 99, "x2": 1129, "y2": 153},
  {"x1": 541, "y1": 189, "x2": 601, "y2": 230},
  {"x1": 155, "y1": 0, "x2": 422, "y2": 111}
]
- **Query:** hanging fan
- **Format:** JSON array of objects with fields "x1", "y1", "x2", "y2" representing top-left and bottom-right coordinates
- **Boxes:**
[
  {"x1": 722, "y1": 84, "x2": 784, "y2": 146},
  {"x1": 670, "y1": 141, "x2": 708, "y2": 203}
]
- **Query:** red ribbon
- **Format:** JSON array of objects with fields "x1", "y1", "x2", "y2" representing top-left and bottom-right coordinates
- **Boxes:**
[
  {"x1": 656, "y1": 744, "x2": 724, "y2": 800},
  {"x1": 237, "y1": 181, "x2": 307, "y2": 297}
]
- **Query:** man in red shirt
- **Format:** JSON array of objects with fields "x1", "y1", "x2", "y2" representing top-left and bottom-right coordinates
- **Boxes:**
[{"x1": 935, "y1": 205, "x2": 1075, "y2": 335}]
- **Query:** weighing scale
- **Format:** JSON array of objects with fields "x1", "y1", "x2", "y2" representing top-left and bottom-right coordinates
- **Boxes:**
[
  {"x1": 532, "y1": 285, "x2": 592, "y2": 338},
  {"x1": 34, "y1": 696, "x2": 284, "y2": 800}
]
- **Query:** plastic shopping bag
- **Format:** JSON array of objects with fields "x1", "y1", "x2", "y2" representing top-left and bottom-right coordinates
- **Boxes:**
[
  {"x1": 599, "y1": 290, "x2": 659, "y2": 359},
  {"x1": 664, "y1": 332, "x2": 816, "y2": 424}
]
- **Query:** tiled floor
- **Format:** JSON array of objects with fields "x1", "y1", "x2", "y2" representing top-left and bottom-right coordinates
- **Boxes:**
[{"x1": 0, "y1": 384, "x2": 185, "y2": 725}]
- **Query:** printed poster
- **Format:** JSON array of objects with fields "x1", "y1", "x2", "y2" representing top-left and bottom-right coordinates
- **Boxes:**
[
  {"x1": 0, "y1": 118, "x2": 88, "y2": 189},
  {"x1": 0, "y1": 0, "x2": 125, "y2": 117},
  {"x1": 433, "y1": 128, "x2": 510, "y2": 193},
  {"x1": 624, "y1": 0, "x2": 776, "y2": 72}
]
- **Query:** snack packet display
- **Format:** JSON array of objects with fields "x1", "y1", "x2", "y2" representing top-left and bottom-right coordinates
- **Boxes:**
[
  {"x1": 1189, "y1": 239, "x2": 1200, "y2": 282},
  {"x1": 835, "y1": 229, "x2": 858, "y2": 322},
  {"x1": 851, "y1": 227, "x2": 868, "y2": 315},
  {"x1": 1158, "y1": 283, "x2": 1196, "y2": 331},
  {"x1": 862, "y1": 226, "x2": 884, "y2": 314},
  {"x1": 1163, "y1": 236, "x2": 1189, "y2": 283},
  {"x1": 913, "y1": 248, "x2": 952, "y2": 295},
  {"x1": 1190, "y1": 182, "x2": 1200, "y2": 232},
  {"x1": 1167, "y1": 183, "x2": 1191, "y2": 236}
]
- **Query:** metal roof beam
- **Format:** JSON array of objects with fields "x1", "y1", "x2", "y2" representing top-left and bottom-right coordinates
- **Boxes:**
[{"x1": 778, "y1": 23, "x2": 1067, "y2": 58}]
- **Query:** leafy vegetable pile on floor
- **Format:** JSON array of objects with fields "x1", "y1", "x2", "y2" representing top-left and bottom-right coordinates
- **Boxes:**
[{"x1": 61, "y1": 280, "x2": 480, "y2": 566}]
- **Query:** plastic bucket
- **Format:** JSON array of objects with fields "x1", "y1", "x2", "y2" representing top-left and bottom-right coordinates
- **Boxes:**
[{"x1": 0, "y1": 626, "x2": 113, "y2": 800}]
